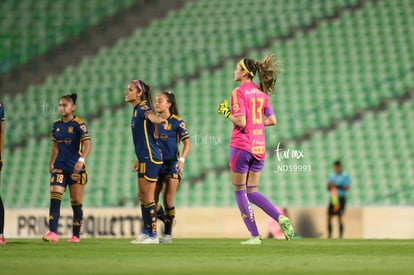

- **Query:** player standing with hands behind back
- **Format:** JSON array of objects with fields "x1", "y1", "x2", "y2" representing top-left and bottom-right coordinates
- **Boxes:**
[
  {"x1": 125, "y1": 80, "x2": 167, "y2": 244},
  {"x1": 43, "y1": 94, "x2": 91, "y2": 243},
  {"x1": 217, "y1": 53, "x2": 294, "y2": 244}
]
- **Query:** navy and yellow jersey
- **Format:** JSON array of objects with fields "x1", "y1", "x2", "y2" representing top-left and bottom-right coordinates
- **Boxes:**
[
  {"x1": 52, "y1": 116, "x2": 90, "y2": 173},
  {"x1": 0, "y1": 101, "x2": 4, "y2": 168},
  {"x1": 0, "y1": 101, "x2": 4, "y2": 122},
  {"x1": 131, "y1": 101, "x2": 162, "y2": 164},
  {"x1": 158, "y1": 114, "x2": 189, "y2": 161}
]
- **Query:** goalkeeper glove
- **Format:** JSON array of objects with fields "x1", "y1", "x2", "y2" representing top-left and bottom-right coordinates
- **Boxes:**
[{"x1": 217, "y1": 99, "x2": 231, "y2": 118}]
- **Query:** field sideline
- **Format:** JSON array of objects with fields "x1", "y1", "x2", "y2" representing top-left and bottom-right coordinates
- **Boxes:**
[{"x1": 1, "y1": 238, "x2": 413, "y2": 274}]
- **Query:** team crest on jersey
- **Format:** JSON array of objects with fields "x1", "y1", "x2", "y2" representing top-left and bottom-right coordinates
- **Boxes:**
[
  {"x1": 165, "y1": 124, "x2": 172, "y2": 130},
  {"x1": 160, "y1": 133, "x2": 168, "y2": 141},
  {"x1": 68, "y1": 126, "x2": 73, "y2": 134},
  {"x1": 179, "y1": 122, "x2": 186, "y2": 130},
  {"x1": 64, "y1": 138, "x2": 72, "y2": 145}
]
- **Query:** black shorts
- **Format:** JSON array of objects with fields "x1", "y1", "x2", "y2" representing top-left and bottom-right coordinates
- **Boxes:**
[{"x1": 328, "y1": 196, "x2": 346, "y2": 216}]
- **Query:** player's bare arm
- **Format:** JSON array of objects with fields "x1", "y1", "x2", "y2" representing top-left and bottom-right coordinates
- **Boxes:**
[
  {"x1": 49, "y1": 142, "x2": 58, "y2": 173},
  {"x1": 178, "y1": 138, "x2": 190, "y2": 173},
  {"x1": 146, "y1": 111, "x2": 168, "y2": 127},
  {"x1": 264, "y1": 114, "x2": 276, "y2": 126},
  {"x1": 229, "y1": 114, "x2": 246, "y2": 128},
  {"x1": 74, "y1": 139, "x2": 91, "y2": 174}
]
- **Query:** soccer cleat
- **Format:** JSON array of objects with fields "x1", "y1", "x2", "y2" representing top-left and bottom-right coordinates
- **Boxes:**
[
  {"x1": 159, "y1": 234, "x2": 172, "y2": 244},
  {"x1": 241, "y1": 236, "x2": 263, "y2": 245},
  {"x1": 42, "y1": 232, "x2": 59, "y2": 243},
  {"x1": 68, "y1": 236, "x2": 80, "y2": 243},
  {"x1": 278, "y1": 215, "x2": 295, "y2": 240},
  {"x1": 130, "y1": 234, "x2": 159, "y2": 245},
  {"x1": 0, "y1": 237, "x2": 6, "y2": 245},
  {"x1": 130, "y1": 234, "x2": 147, "y2": 244}
]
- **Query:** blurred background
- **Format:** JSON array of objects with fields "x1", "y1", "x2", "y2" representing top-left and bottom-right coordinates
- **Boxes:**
[{"x1": 1, "y1": 0, "x2": 413, "y2": 217}]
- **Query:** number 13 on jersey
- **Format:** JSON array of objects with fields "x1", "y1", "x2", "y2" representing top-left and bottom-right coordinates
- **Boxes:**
[{"x1": 251, "y1": 98, "x2": 264, "y2": 124}]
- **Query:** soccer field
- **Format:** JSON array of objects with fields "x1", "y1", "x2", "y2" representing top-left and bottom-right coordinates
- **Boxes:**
[{"x1": 1, "y1": 239, "x2": 413, "y2": 274}]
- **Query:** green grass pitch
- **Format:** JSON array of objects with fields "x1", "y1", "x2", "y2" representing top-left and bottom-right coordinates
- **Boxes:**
[{"x1": 1, "y1": 238, "x2": 413, "y2": 274}]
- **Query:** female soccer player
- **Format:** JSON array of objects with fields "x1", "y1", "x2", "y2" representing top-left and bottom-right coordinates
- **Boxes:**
[
  {"x1": 125, "y1": 80, "x2": 167, "y2": 244},
  {"x1": 0, "y1": 100, "x2": 5, "y2": 244},
  {"x1": 217, "y1": 53, "x2": 294, "y2": 244},
  {"x1": 153, "y1": 91, "x2": 190, "y2": 243},
  {"x1": 43, "y1": 94, "x2": 91, "y2": 243}
]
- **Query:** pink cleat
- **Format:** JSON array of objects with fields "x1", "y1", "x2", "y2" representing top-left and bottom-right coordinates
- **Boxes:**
[
  {"x1": 68, "y1": 236, "x2": 80, "y2": 243},
  {"x1": 0, "y1": 237, "x2": 6, "y2": 245},
  {"x1": 42, "y1": 232, "x2": 59, "y2": 243}
]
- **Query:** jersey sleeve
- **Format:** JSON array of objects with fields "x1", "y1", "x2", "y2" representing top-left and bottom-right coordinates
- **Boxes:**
[
  {"x1": 78, "y1": 122, "x2": 90, "y2": 141},
  {"x1": 343, "y1": 174, "x2": 351, "y2": 186},
  {"x1": 0, "y1": 101, "x2": 4, "y2": 121},
  {"x1": 140, "y1": 102, "x2": 153, "y2": 119},
  {"x1": 51, "y1": 122, "x2": 56, "y2": 142},
  {"x1": 177, "y1": 119, "x2": 189, "y2": 141},
  {"x1": 328, "y1": 173, "x2": 334, "y2": 184},
  {"x1": 231, "y1": 88, "x2": 245, "y2": 117},
  {"x1": 264, "y1": 95, "x2": 274, "y2": 117}
]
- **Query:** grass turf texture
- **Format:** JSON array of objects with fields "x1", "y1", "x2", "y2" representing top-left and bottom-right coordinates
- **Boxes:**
[{"x1": 1, "y1": 239, "x2": 413, "y2": 274}]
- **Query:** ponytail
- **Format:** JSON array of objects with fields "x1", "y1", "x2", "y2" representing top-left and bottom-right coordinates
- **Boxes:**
[
  {"x1": 255, "y1": 53, "x2": 282, "y2": 95},
  {"x1": 239, "y1": 53, "x2": 282, "y2": 95},
  {"x1": 162, "y1": 91, "x2": 179, "y2": 116},
  {"x1": 61, "y1": 93, "x2": 78, "y2": 105}
]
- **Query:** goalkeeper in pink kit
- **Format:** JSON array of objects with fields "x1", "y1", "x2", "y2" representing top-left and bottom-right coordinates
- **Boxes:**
[{"x1": 217, "y1": 53, "x2": 294, "y2": 244}]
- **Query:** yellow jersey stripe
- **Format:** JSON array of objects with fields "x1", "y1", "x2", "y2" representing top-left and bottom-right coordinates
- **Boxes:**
[
  {"x1": 143, "y1": 119, "x2": 162, "y2": 165},
  {"x1": 232, "y1": 89, "x2": 238, "y2": 105}
]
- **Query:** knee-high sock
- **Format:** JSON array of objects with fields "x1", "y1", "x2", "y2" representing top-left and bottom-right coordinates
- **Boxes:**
[
  {"x1": 328, "y1": 223, "x2": 332, "y2": 238},
  {"x1": 234, "y1": 188, "x2": 259, "y2": 237},
  {"x1": 143, "y1": 202, "x2": 157, "y2": 237},
  {"x1": 0, "y1": 195, "x2": 4, "y2": 235},
  {"x1": 339, "y1": 222, "x2": 344, "y2": 238},
  {"x1": 164, "y1": 206, "x2": 176, "y2": 235},
  {"x1": 247, "y1": 192, "x2": 281, "y2": 222},
  {"x1": 49, "y1": 192, "x2": 63, "y2": 233},
  {"x1": 140, "y1": 203, "x2": 149, "y2": 235},
  {"x1": 71, "y1": 201, "x2": 83, "y2": 238},
  {"x1": 156, "y1": 203, "x2": 165, "y2": 223}
]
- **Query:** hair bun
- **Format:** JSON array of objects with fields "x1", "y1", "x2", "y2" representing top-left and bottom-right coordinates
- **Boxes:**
[{"x1": 70, "y1": 93, "x2": 78, "y2": 104}]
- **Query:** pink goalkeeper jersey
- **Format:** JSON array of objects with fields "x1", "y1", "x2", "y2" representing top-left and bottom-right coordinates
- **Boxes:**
[{"x1": 229, "y1": 81, "x2": 274, "y2": 161}]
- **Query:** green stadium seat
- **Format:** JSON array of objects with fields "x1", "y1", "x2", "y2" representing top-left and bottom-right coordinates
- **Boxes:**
[{"x1": 2, "y1": 0, "x2": 414, "y2": 208}]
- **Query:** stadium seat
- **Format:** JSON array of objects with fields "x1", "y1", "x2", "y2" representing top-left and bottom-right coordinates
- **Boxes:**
[
  {"x1": 0, "y1": 0, "x2": 136, "y2": 72},
  {"x1": 2, "y1": 0, "x2": 414, "y2": 208}
]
